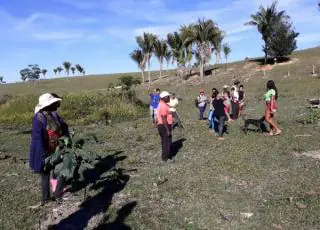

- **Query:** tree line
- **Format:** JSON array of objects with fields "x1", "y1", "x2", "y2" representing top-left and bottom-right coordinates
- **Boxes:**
[
  {"x1": 130, "y1": 18, "x2": 231, "y2": 82},
  {"x1": 130, "y1": 1, "x2": 299, "y2": 83},
  {"x1": 19, "y1": 62, "x2": 85, "y2": 81}
]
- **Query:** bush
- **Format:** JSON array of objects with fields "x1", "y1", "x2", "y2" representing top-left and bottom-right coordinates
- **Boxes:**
[{"x1": 0, "y1": 91, "x2": 148, "y2": 126}]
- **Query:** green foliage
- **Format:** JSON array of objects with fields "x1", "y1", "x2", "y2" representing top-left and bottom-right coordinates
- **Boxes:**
[
  {"x1": 223, "y1": 43, "x2": 231, "y2": 62},
  {"x1": 44, "y1": 136, "x2": 102, "y2": 182},
  {"x1": 119, "y1": 75, "x2": 141, "y2": 91},
  {"x1": 42, "y1": 69, "x2": 47, "y2": 77},
  {"x1": 53, "y1": 68, "x2": 58, "y2": 75},
  {"x1": 0, "y1": 91, "x2": 147, "y2": 126},
  {"x1": 71, "y1": 66, "x2": 76, "y2": 75},
  {"x1": 245, "y1": 1, "x2": 298, "y2": 62},
  {"x1": 75, "y1": 64, "x2": 84, "y2": 75},
  {"x1": 0, "y1": 76, "x2": 4, "y2": 83},
  {"x1": 63, "y1": 61, "x2": 72, "y2": 76},
  {"x1": 57, "y1": 66, "x2": 63, "y2": 75},
  {"x1": 268, "y1": 20, "x2": 299, "y2": 58},
  {"x1": 20, "y1": 64, "x2": 42, "y2": 81}
]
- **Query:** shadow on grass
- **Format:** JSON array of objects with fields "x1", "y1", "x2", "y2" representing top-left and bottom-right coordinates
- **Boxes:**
[
  {"x1": 70, "y1": 151, "x2": 126, "y2": 193},
  {"x1": 53, "y1": 170, "x2": 134, "y2": 229},
  {"x1": 95, "y1": 201, "x2": 137, "y2": 230},
  {"x1": 170, "y1": 138, "x2": 186, "y2": 158}
]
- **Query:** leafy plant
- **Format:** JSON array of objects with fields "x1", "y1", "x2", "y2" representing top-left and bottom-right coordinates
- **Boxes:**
[
  {"x1": 44, "y1": 136, "x2": 102, "y2": 183},
  {"x1": 130, "y1": 49, "x2": 146, "y2": 82}
]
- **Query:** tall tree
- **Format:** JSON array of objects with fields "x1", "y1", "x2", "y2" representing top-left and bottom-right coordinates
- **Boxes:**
[
  {"x1": 0, "y1": 76, "x2": 3, "y2": 83},
  {"x1": 53, "y1": 68, "x2": 58, "y2": 76},
  {"x1": 75, "y1": 64, "x2": 83, "y2": 75},
  {"x1": 57, "y1": 67, "x2": 63, "y2": 76},
  {"x1": 164, "y1": 50, "x2": 172, "y2": 70},
  {"x1": 182, "y1": 18, "x2": 219, "y2": 81},
  {"x1": 130, "y1": 49, "x2": 146, "y2": 82},
  {"x1": 211, "y1": 30, "x2": 224, "y2": 64},
  {"x1": 223, "y1": 43, "x2": 231, "y2": 69},
  {"x1": 153, "y1": 39, "x2": 168, "y2": 77},
  {"x1": 136, "y1": 32, "x2": 156, "y2": 84},
  {"x1": 71, "y1": 67, "x2": 76, "y2": 75},
  {"x1": 83, "y1": 70, "x2": 86, "y2": 75},
  {"x1": 245, "y1": 1, "x2": 288, "y2": 64},
  {"x1": 20, "y1": 65, "x2": 41, "y2": 81},
  {"x1": 267, "y1": 19, "x2": 299, "y2": 59},
  {"x1": 167, "y1": 32, "x2": 186, "y2": 66},
  {"x1": 63, "y1": 61, "x2": 72, "y2": 76},
  {"x1": 42, "y1": 69, "x2": 47, "y2": 78}
]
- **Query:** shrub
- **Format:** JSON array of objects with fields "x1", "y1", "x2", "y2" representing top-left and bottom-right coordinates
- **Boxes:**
[{"x1": 0, "y1": 91, "x2": 148, "y2": 126}]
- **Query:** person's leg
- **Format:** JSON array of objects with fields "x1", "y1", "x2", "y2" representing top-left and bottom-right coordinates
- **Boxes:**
[
  {"x1": 40, "y1": 172, "x2": 50, "y2": 203},
  {"x1": 149, "y1": 105, "x2": 154, "y2": 122},
  {"x1": 158, "y1": 125, "x2": 168, "y2": 161},
  {"x1": 218, "y1": 116, "x2": 226, "y2": 138},
  {"x1": 167, "y1": 125, "x2": 172, "y2": 159},
  {"x1": 54, "y1": 178, "x2": 65, "y2": 200},
  {"x1": 199, "y1": 107, "x2": 203, "y2": 120},
  {"x1": 264, "y1": 109, "x2": 280, "y2": 135}
]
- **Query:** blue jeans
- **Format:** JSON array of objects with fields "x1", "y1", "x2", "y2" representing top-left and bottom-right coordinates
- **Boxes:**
[{"x1": 199, "y1": 106, "x2": 206, "y2": 120}]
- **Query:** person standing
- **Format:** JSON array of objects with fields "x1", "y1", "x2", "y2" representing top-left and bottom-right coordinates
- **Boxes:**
[
  {"x1": 264, "y1": 80, "x2": 281, "y2": 136},
  {"x1": 213, "y1": 93, "x2": 232, "y2": 140},
  {"x1": 29, "y1": 93, "x2": 69, "y2": 206},
  {"x1": 238, "y1": 85, "x2": 245, "y2": 117},
  {"x1": 169, "y1": 93, "x2": 183, "y2": 129},
  {"x1": 157, "y1": 91, "x2": 173, "y2": 162},
  {"x1": 197, "y1": 89, "x2": 208, "y2": 120},
  {"x1": 149, "y1": 88, "x2": 160, "y2": 126}
]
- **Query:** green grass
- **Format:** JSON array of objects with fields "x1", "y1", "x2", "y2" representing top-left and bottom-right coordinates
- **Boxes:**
[{"x1": 0, "y1": 47, "x2": 320, "y2": 229}]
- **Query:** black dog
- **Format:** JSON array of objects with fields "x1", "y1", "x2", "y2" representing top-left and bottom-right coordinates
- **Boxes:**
[{"x1": 242, "y1": 116, "x2": 268, "y2": 134}]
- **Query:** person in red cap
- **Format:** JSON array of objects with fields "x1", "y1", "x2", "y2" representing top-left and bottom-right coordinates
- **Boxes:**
[
  {"x1": 196, "y1": 89, "x2": 208, "y2": 120},
  {"x1": 156, "y1": 91, "x2": 173, "y2": 161}
]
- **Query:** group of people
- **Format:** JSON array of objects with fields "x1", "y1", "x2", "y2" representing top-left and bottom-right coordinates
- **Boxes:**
[
  {"x1": 196, "y1": 80, "x2": 246, "y2": 139},
  {"x1": 29, "y1": 79, "x2": 281, "y2": 205}
]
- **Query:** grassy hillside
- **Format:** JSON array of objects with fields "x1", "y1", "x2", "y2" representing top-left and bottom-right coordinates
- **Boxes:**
[{"x1": 0, "y1": 47, "x2": 319, "y2": 229}]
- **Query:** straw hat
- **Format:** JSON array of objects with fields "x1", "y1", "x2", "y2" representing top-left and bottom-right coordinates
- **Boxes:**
[
  {"x1": 34, "y1": 93, "x2": 62, "y2": 114},
  {"x1": 223, "y1": 85, "x2": 229, "y2": 89}
]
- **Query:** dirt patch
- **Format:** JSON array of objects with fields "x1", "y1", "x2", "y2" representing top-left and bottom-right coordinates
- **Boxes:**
[{"x1": 291, "y1": 150, "x2": 320, "y2": 160}]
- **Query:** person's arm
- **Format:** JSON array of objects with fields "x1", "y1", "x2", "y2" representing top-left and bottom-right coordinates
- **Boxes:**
[
  {"x1": 29, "y1": 114, "x2": 46, "y2": 173},
  {"x1": 223, "y1": 101, "x2": 233, "y2": 122},
  {"x1": 270, "y1": 95, "x2": 276, "y2": 113}
]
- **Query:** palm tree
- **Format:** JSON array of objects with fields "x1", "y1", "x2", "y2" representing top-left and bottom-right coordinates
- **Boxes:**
[
  {"x1": 183, "y1": 18, "x2": 219, "y2": 81},
  {"x1": 167, "y1": 32, "x2": 186, "y2": 67},
  {"x1": 63, "y1": 61, "x2": 72, "y2": 76},
  {"x1": 223, "y1": 43, "x2": 231, "y2": 69},
  {"x1": 136, "y1": 32, "x2": 156, "y2": 84},
  {"x1": 75, "y1": 64, "x2": 83, "y2": 75},
  {"x1": 153, "y1": 39, "x2": 168, "y2": 78},
  {"x1": 245, "y1": 1, "x2": 288, "y2": 64},
  {"x1": 83, "y1": 70, "x2": 86, "y2": 75},
  {"x1": 57, "y1": 67, "x2": 63, "y2": 76},
  {"x1": 130, "y1": 49, "x2": 146, "y2": 82},
  {"x1": 53, "y1": 68, "x2": 58, "y2": 76},
  {"x1": 179, "y1": 24, "x2": 194, "y2": 68},
  {"x1": 164, "y1": 50, "x2": 172, "y2": 70},
  {"x1": 211, "y1": 30, "x2": 224, "y2": 64},
  {"x1": 0, "y1": 76, "x2": 3, "y2": 83},
  {"x1": 71, "y1": 67, "x2": 76, "y2": 75},
  {"x1": 42, "y1": 69, "x2": 47, "y2": 78}
]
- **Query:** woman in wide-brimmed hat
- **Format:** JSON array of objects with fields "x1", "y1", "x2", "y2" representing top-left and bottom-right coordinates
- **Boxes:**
[{"x1": 29, "y1": 93, "x2": 69, "y2": 205}]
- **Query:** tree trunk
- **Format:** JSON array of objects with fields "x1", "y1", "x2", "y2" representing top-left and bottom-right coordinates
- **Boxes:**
[
  {"x1": 159, "y1": 60, "x2": 163, "y2": 78},
  {"x1": 226, "y1": 57, "x2": 228, "y2": 71},
  {"x1": 215, "y1": 52, "x2": 218, "y2": 64},
  {"x1": 148, "y1": 59, "x2": 151, "y2": 85},
  {"x1": 200, "y1": 61, "x2": 204, "y2": 82},
  {"x1": 141, "y1": 69, "x2": 145, "y2": 83}
]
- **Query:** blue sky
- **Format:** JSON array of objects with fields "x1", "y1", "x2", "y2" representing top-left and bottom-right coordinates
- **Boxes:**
[{"x1": 0, "y1": 0, "x2": 319, "y2": 83}]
